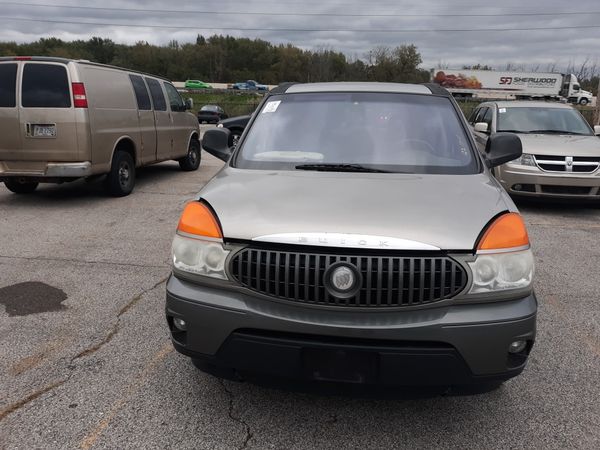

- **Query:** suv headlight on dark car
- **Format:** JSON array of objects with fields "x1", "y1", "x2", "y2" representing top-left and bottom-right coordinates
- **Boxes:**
[
  {"x1": 468, "y1": 213, "x2": 534, "y2": 294},
  {"x1": 171, "y1": 201, "x2": 229, "y2": 280}
]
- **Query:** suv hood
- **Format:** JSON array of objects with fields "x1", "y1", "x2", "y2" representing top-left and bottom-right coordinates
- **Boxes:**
[
  {"x1": 518, "y1": 133, "x2": 600, "y2": 156},
  {"x1": 200, "y1": 168, "x2": 511, "y2": 251}
]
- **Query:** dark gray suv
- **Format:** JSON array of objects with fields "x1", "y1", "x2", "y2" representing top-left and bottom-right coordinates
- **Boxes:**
[{"x1": 166, "y1": 82, "x2": 536, "y2": 388}]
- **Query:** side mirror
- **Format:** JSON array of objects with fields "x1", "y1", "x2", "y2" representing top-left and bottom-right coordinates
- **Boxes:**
[
  {"x1": 202, "y1": 128, "x2": 233, "y2": 162},
  {"x1": 594, "y1": 125, "x2": 600, "y2": 136},
  {"x1": 474, "y1": 122, "x2": 489, "y2": 133},
  {"x1": 484, "y1": 132, "x2": 522, "y2": 168},
  {"x1": 185, "y1": 98, "x2": 193, "y2": 110}
]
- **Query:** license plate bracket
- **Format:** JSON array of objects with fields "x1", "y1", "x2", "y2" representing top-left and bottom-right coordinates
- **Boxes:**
[
  {"x1": 32, "y1": 124, "x2": 57, "y2": 138},
  {"x1": 302, "y1": 347, "x2": 378, "y2": 384}
]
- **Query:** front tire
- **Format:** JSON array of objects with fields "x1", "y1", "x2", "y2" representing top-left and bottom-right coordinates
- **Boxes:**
[
  {"x1": 4, "y1": 179, "x2": 39, "y2": 194},
  {"x1": 105, "y1": 150, "x2": 135, "y2": 197},
  {"x1": 579, "y1": 98, "x2": 589, "y2": 105},
  {"x1": 178, "y1": 139, "x2": 201, "y2": 171}
]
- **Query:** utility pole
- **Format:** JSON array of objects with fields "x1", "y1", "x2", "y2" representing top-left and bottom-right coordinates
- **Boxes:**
[{"x1": 595, "y1": 78, "x2": 600, "y2": 125}]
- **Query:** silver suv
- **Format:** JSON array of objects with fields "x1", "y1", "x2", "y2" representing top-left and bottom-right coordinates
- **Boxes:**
[{"x1": 166, "y1": 83, "x2": 536, "y2": 388}]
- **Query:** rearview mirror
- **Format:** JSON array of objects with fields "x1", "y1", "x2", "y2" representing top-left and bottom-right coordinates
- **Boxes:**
[
  {"x1": 474, "y1": 122, "x2": 489, "y2": 133},
  {"x1": 594, "y1": 125, "x2": 600, "y2": 136},
  {"x1": 202, "y1": 128, "x2": 233, "y2": 162},
  {"x1": 484, "y1": 132, "x2": 522, "y2": 168},
  {"x1": 185, "y1": 98, "x2": 194, "y2": 110}
]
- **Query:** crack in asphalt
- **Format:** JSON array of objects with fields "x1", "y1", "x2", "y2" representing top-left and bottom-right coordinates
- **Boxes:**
[
  {"x1": 0, "y1": 254, "x2": 168, "y2": 269},
  {"x1": 218, "y1": 379, "x2": 254, "y2": 450},
  {"x1": 0, "y1": 276, "x2": 169, "y2": 422}
]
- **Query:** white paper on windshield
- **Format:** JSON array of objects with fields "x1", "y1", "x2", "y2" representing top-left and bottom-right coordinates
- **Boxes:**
[
  {"x1": 499, "y1": 108, "x2": 507, "y2": 113},
  {"x1": 262, "y1": 101, "x2": 281, "y2": 113}
]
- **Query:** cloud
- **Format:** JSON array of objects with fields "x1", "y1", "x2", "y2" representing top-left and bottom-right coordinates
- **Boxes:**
[{"x1": 1, "y1": 0, "x2": 599, "y2": 70}]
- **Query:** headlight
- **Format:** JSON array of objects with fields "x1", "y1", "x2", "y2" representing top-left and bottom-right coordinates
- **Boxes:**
[
  {"x1": 468, "y1": 248, "x2": 534, "y2": 293},
  {"x1": 172, "y1": 234, "x2": 230, "y2": 280},
  {"x1": 216, "y1": 123, "x2": 224, "y2": 128},
  {"x1": 510, "y1": 153, "x2": 536, "y2": 166}
]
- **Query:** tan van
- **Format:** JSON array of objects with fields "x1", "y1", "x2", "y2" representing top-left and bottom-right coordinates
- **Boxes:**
[{"x1": 0, "y1": 56, "x2": 201, "y2": 196}]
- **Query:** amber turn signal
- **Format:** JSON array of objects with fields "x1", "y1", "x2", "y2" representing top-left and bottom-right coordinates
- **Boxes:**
[
  {"x1": 478, "y1": 212, "x2": 529, "y2": 251},
  {"x1": 177, "y1": 202, "x2": 222, "y2": 239}
]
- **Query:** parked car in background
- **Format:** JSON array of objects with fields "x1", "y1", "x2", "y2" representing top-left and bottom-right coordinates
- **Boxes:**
[
  {"x1": 185, "y1": 80, "x2": 212, "y2": 89},
  {"x1": 0, "y1": 57, "x2": 201, "y2": 196},
  {"x1": 197, "y1": 105, "x2": 228, "y2": 124},
  {"x1": 217, "y1": 114, "x2": 251, "y2": 146},
  {"x1": 469, "y1": 101, "x2": 600, "y2": 199},
  {"x1": 230, "y1": 80, "x2": 268, "y2": 91},
  {"x1": 167, "y1": 82, "x2": 536, "y2": 389}
]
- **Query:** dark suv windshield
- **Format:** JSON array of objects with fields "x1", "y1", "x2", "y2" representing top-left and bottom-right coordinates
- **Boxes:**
[
  {"x1": 497, "y1": 106, "x2": 593, "y2": 135},
  {"x1": 234, "y1": 92, "x2": 478, "y2": 174}
]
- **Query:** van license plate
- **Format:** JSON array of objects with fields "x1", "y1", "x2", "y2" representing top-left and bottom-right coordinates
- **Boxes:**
[{"x1": 33, "y1": 125, "x2": 56, "y2": 137}]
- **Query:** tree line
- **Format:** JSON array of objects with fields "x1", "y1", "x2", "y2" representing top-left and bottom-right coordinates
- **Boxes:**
[{"x1": 0, "y1": 36, "x2": 430, "y2": 84}]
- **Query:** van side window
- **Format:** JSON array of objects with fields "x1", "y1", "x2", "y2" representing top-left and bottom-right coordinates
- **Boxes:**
[
  {"x1": 145, "y1": 78, "x2": 167, "y2": 111},
  {"x1": 0, "y1": 64, "x2": 17, "y2": 107},
  {"x1": 22, "y1": 63, "x2": 71, "y2": 108},
  {"x1": 163, "y1": 82, "x2": 185, "y2": 112},
  {"x1": 129, "y1": 74, "x2": 151, "y2": 110}
]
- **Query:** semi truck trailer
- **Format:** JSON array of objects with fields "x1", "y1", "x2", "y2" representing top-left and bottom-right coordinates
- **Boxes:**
[{"x1": 432, "y1": 69, "x2": 593, "y2": 105}]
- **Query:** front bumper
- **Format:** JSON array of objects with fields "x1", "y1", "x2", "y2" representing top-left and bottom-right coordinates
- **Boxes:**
[
  {"x1": 497, "y1": 164, "x2": 600, "y2": 199},
  {"x1": 166, "y1": 276, "x2": 537, "y2": 386},
  {"x1": 0, "y1": 161, "x2": 92, "y2": 180}
]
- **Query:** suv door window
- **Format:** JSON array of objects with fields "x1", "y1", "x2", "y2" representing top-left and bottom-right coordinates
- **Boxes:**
[
  {"x1": 145, "y1": 78, "x2": 167, "y2": 111},
  {"x1": 0, "y1": 64, "x2": 17, "y2": 107},
  {"x1": 163, "y1": 82, "x2": 185, "y2": 112},
  {"x1": 468, "y1": 107, "x2": 480, "y2": 124},
  {"x1": 129, "y1": 74, "x2": 151, "y2": 110},
  {"x1": 22, "y1": 63, "x2": 71, "y2": 108},
  {"x1": 482, "y1": 107, "x2": 493, "y2": 129}
]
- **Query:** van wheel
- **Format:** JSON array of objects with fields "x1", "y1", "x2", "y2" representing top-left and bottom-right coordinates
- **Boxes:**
[
  {"x1": 179, "y1": 139, "x2": 201, "y2": 171},
  {"x1": 4, "y1": 179, "x2": 39, "y2": 194},
  {"x1": 105, "y1": 150, "x2": 135, "y2": 197}
]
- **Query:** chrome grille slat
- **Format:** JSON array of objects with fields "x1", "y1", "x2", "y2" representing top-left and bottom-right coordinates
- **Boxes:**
[
  {"x1": 230, "y1": 247, "x2": 467, "y2": 308},
  {"x1": 534, "y1": 154, "x2": 600, "y2": 173}
]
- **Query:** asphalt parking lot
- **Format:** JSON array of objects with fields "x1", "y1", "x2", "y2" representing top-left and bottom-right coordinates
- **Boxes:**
[{"x1": 1, "y1": 149, "x2": 600, "y2": 449}]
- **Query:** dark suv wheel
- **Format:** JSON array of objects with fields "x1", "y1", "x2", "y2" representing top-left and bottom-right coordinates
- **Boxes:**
[{"x1": 4, "y1": 179, "x2": 39, "y2": 194}]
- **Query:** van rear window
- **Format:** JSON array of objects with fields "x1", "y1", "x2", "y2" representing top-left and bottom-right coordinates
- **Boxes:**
[
  {"x1": 22, "y1": 63, "x2": 71, "y2": 108},
  {"x1": 145, "y1": 78, "x2": 167, "y2": 111},
  {"x1": 0, "y1": 64, "x2": 17, "y2": 107}
]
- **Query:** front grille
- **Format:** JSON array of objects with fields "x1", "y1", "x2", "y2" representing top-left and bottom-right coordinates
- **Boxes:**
[
  {"x1": 534, "y1": 155, "x2": 600, "y2": 173},
  {"x1": 229, "y1": 247, "x2": 467, "y2": 308}
]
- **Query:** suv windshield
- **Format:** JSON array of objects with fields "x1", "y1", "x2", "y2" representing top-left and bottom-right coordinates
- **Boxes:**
[
  {"x1": 234, "y1": 92, "x2": 478, "y2": 174},
  {"x1": 497, "y1": 106, "x2": 593, "y2": 135}
]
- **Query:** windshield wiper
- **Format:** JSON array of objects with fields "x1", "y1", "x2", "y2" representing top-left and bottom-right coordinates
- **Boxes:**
[
  {"x1": 498, "y1": 129, "x2": 530, "y2": 134},
  {"x1": 295, "y1": 163, "x2": 393, "y2": 173},
  {"x1": 528, "y1": 129, "x2": 587, "y2": 135}
]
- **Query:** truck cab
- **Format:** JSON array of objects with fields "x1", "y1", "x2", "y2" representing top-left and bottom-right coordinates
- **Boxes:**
[{"x1": 561, "y1": 74, "x2": 593, "y2": 105}]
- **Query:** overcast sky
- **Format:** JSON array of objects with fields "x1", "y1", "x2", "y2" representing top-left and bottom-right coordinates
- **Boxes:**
[{"x1": 1, "y1": 0, "x2": 599, "y2": 70}]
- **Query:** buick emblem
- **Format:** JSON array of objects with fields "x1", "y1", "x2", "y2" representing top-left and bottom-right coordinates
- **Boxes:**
[
  {"x1": 324, "y1": 263, "x2": 362, "y2": 298},
  {"x1": 331, "y1": 266, "x2": 355, "y2": 291}
]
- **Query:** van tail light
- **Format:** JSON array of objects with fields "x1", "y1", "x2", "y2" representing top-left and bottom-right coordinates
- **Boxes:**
[
  {"x1": 72, "y1": 82, "x2": 88, "y2": 108},
  {"x1": 477, "y1": 212, "x2": 529, "y2": 251},
  {"x1": 177, "y1": 201, "x2": 223, "y2": 239}
]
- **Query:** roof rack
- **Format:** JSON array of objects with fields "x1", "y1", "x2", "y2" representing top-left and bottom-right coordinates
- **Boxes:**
[
  {"x1": 423, "y1": 83, "x2": 451, "y2": 97},
  {"x1": 269, "y1": 82, "x2": 298, "y2": 94}
]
